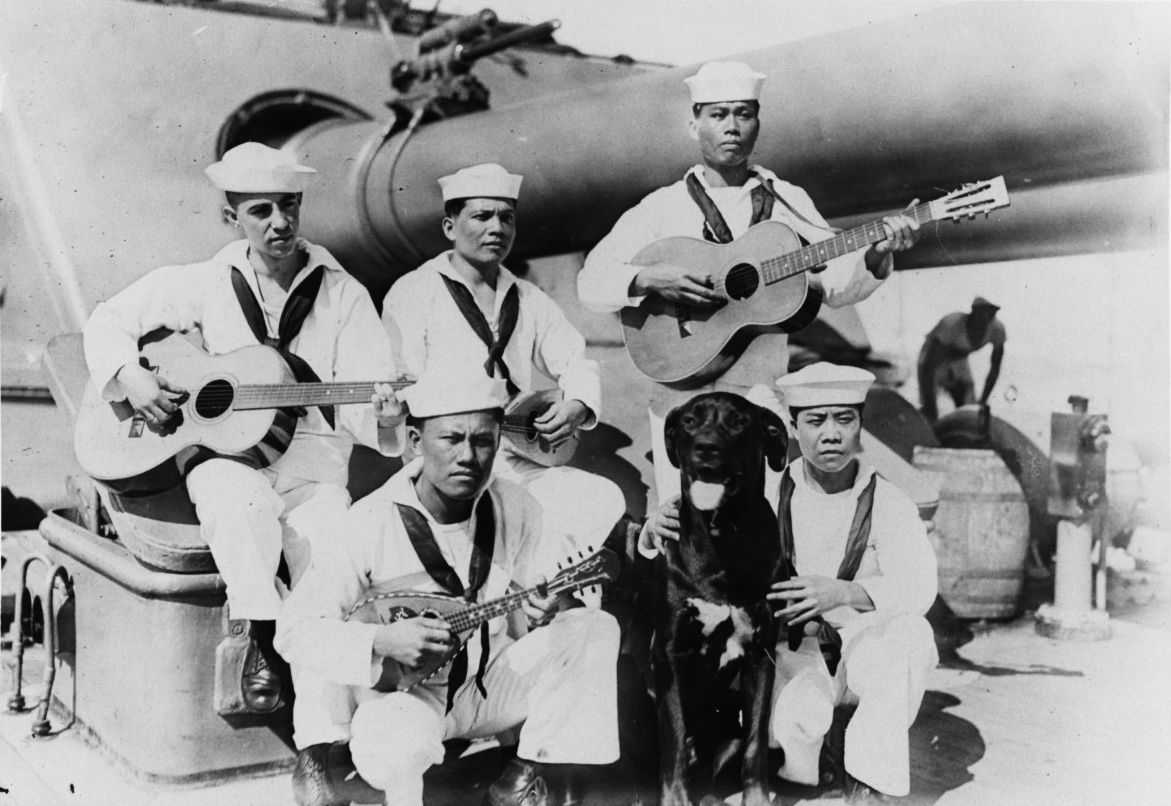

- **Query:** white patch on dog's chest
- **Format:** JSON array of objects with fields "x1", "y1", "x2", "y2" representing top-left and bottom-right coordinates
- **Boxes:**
[{"x1": 687, "y1": 597, "x2": 756, "y2": 669}]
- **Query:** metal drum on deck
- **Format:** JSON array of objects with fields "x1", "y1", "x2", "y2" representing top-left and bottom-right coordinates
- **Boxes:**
[{"x1": 913, "y1": 446, "x2": 1031, "y2": 619}]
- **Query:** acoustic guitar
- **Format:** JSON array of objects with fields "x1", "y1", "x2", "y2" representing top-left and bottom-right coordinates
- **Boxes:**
[
  {"x1": 74, "y1": 334, "x2": 578, "y2": 493},
  {"x1": 620, "y1": 176, "x2": 1011, "y2": 386},
  {"x1": 346, "y1": 546, "x2": 619, "y2": 693}
]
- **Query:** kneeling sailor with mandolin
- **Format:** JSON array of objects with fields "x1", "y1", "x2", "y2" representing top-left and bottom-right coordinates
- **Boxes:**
[{"x1": 276, "y1": 372, "x2": 620, "y2": 806}]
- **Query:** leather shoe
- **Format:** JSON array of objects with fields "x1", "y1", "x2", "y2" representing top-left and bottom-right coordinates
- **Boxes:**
[
  {"x1": 292, "y1": 742, "x2": 385, "y2": 806},
  {"x1": 241, "y1": 636, "x2": 284, "y2": 713},
  {"x1": 487, "y1": 758, "x2": 549, "y2": 806}
]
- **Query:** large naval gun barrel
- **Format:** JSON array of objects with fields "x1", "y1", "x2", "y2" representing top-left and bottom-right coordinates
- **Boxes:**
[{"x1": 284, "y1": 3, "x2": 1164, "y2": 291}]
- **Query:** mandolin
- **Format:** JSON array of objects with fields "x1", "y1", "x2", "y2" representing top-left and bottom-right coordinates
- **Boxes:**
[
  {"x1": 620, "y1": 177, "x2": 1011, "y2": 386},
  {"x1": 345, "y1": 546, "x2": 619, "y2": 693}
]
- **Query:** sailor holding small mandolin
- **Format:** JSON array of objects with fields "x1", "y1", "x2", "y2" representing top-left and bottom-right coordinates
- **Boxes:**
[
  {"x1": 383, "y1": 163, "x2": 626, "y2": 561},
  {"x1": 81, "y1": 143, "x2": 406, "y2": 711},
  {"x1": 276, "y1": 372, "x2": 620, "y2": 806},
  {"x1": 578, "y1": 61, "x2": 923, "y2": 503}
]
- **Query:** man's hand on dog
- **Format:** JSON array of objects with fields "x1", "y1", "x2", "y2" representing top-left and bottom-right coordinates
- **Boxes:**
[
  {"x1": 768, "y1": 576, "x2": 873, "y2": 625},
  {"x1": 638, "y1": 495, "x2": 682, "y2": 556},
  {"x1": 534, "y1": 399, "x2": 592, "y2": 446}
]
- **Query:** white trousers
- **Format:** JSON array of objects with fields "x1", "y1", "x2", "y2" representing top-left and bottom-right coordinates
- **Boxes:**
[
  {"x1": 768, "y1": 613, "x2": 937, "y2": 797},
  {"x1": 185, "y1": 458, "x2": 350, "y2": 620},
  {"x1": 494, "y1": 447, "x2": 626, "y2": 566},
  {"x1": 347, "y1": 608, "x2": 622, "y2": 806}
]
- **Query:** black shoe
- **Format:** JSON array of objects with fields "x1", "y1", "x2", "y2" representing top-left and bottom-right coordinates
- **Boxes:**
[
  {"x1": 292, "y1": 742, "x2": 384, "y2": 806},
  {"x1": 242, "y1": 621, "x2": 285, "y2": 713},
  {"x1": 487, "y1": 759, "x2": 549, "y2": 806}
]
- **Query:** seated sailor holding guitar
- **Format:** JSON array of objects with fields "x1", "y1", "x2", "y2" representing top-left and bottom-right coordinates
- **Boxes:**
[
  {"x1": 383, "y1": 162, "x2": 626, "y2": 562},
  {"x1": 276, "y1": 373, "x2": 621, "y2": 806},
  {"x1": 577, "y1": 60, "x2": 923, "y2": 504},
  {"x1": 81, "y1": 142, "x2": 406, "y2": 711}
]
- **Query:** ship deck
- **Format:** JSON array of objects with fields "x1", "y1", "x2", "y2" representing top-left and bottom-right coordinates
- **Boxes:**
[{"x1": 3, "y1": 571, "x2": 1169, "y2": 806}]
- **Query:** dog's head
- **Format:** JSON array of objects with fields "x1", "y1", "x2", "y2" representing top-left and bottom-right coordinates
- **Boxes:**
[{"x1": 664, "y1": 392, "x2": 788, "y2": 512}]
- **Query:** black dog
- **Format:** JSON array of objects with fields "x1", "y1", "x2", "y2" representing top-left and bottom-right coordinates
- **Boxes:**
[{"x1": 651, "y1": 391, "x2": 789, "y2": 806}]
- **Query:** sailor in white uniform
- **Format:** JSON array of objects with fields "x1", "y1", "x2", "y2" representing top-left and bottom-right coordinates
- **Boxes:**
[
  {"x1": 765, "y1": 363, "x2": 938, "y2": 801},
  {"x1": 276, "y1": 372, "x2": 620, "y2": 806},
  {"x1": 83, "y1": 142, "x2": 404, "y2": 710},
  {"x1": 577, "y1": 61, "x2": 921, "y2": 506},
  {"x1": 383, "y1": 163, "x2": 626, "y2": 565}
]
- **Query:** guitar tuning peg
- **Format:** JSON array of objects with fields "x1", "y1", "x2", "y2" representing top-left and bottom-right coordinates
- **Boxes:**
[{"x1": 587, "y1": 544, "x2": 595, "y2": 553}]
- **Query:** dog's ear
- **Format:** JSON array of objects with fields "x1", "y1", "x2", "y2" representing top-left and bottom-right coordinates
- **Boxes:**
[
  {"x1": 759, "y1": 407, "x2": 790, "y2": 472},
  {"x1": 664, "y1": 405, "x2": 683, "y2": 468}
]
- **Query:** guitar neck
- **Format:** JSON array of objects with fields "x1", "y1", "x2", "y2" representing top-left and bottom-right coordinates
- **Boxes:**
[
  {"x1": 760, "y1": 200, "x2": 934, "y2": 285},
  {"x1": 233, "y1": 379, "x2": 412, "y2": 411}
]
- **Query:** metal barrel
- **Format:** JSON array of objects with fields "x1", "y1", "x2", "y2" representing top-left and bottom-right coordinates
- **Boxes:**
[{"x1": 288, "y1": 3, "x2": 1167, "y2": 289}]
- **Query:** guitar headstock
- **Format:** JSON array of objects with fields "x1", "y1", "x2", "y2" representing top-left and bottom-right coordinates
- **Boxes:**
[{"x1": 929, "y1": 176, "x2": 1010, "y2": 222}]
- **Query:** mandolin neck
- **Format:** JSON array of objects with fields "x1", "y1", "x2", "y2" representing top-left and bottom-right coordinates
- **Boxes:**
[
  {"x1": 232, "y1": 380, "x2": 412, "y2": 411},
  {"x1": 759, "y1": 201, "x2": 934, "y2": 285},
  {"x1": 443, "y1": 580, "x2": 579, "y2": 634}
]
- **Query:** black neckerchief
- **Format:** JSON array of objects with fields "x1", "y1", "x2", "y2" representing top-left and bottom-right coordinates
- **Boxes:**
[
  {"x1": 395, "y1": 493, "x2": 496, "y2": 712},
  {"x1": 230, "y1": 263, "x2": 335, "y2": 428},
  {"x1": 439, "y1": 273, "x2": 521, "y2": 396},
  {"x1": 777, "y1": 465, "x2": 879, "y2": 674}
]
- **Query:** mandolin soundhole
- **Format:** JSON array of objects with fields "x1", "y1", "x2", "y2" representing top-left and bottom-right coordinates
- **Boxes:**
[
  {"x1": 725, "y1": 263, "x2": 760, "y2": 300},
  {"x1": 193, "y1": 379, "x2": 235, "y2": 419}
]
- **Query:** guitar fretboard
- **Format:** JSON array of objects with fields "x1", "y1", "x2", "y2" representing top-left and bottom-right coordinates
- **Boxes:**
[
  {"x1": 759, "y1": 201, "x2": 933, "y2": 285},
  {"x1": 232, "y1": 380, "x2": 412, "y2": 410}
]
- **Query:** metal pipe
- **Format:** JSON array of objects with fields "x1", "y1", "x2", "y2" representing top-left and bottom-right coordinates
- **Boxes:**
[
  {"x1": 291, "y1": 3, "x2": 1167, "y2": 288},
  {"x1": 31, "y1": 564, "x2": 72, "y2": 738},
  {"x1": 6, "y1": 553, "x2": 51, "y2": 712},
  {"x1": 416, "y1": 8, "x2": 498, "y2": 54}
]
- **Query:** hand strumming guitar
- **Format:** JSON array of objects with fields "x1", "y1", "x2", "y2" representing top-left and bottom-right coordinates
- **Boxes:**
[
  {"x1": 631, "y1": 263, "x2": 727, "y2": 308},
  {"x1": 372, "y1": 616, "x2": 452, "y2": 668},
  {"x1": 116, "y1": 363, "x2": 188, "y2": 425},
  {"x1": 533, "y1": 398, "x2": 591, "y2": 447}
]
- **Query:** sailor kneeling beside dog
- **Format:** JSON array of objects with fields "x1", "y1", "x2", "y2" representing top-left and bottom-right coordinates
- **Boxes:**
[{"x1": 642, "y1": 362, "x2": 938, "y2": 802}]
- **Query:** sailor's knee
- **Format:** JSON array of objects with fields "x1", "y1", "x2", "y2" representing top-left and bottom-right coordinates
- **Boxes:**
[
  {"x1": 349, "y1": 694, "x2": 443, "y2": 786},
  {"x1": 771, "y1": 674, "x2": 834, "y2": 743}
]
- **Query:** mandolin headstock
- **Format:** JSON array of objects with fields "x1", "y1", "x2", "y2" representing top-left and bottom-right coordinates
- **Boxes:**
[{"x1": 547, "y1": 546, "x2": 621, "y2": 602}]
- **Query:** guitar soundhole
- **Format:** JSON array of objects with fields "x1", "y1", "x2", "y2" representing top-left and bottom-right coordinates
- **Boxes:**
[
  {"x1": 194, "y1": 379, "x2": 234, "y2": 419},
  {"x1": 725, "y1": 263, "x2": 760, "y2": 300}
]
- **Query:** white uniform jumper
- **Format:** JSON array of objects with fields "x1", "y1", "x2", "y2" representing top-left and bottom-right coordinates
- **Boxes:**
[
  {"x1": 578, "y1": 166, "x2": 886, "y2": 503},
  {"x1": 769, "y1": 458, "x2": 938, "y2": 797},
  {"x1": 84, "y1": 239, "x2": 397, "y2": 617},
  {"x1": 384, "y1": 253, "x2": 626, "y2": 560},
  {"x1": 275, "y1": 460, "x2": 621, "y2": 804}
]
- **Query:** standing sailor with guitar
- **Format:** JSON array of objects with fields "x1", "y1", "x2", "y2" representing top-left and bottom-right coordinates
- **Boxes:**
[
  {"x1": 82, "y1": 143, "x2": 406, "y2": 711},
  {"x1": 577, "y1": 61, "x2": 923, "y2": 503},
  {"x1": 383, "y1": 163, "x2": 626, "y2": 562},
  {"x1": 276, "y1": 373, "x2": 620, "y2": 806}
]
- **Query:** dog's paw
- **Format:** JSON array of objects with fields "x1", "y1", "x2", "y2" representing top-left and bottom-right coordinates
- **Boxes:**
[{"x1": 687, "y1": 597, "x2": 731, "y2": 636}]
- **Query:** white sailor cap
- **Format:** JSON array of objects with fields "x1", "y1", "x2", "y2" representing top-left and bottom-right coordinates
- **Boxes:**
[
  {"x1": 684, "y1": 61, "x2": 766, "y2": 104},
  {"x1": 401, "y1": 372, "x2": 511, "y2": 420},
  {"x1": 205, "y1": 142, "x2": 317, "y2": 193},
  {"x1": 438, "y1": 163, "x2": 523, "y2": 203},
  {"x1": 775, "y1": 362, "x2": 875, "y2": 410}
]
